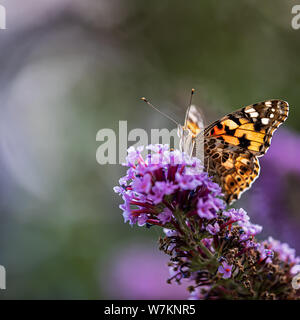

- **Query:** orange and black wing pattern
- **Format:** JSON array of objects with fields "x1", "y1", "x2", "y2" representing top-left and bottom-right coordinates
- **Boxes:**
[{"x1": 203, "y1": 100, "x2": 289, "y2": 204}]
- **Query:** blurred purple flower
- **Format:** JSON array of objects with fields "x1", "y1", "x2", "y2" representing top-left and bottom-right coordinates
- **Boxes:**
[
  {"x1": 245, "y1": 129, "x2": 300, "y2": 252},
  {"x1": 263, "y1": 237, "x2": 300, "y2": 264},
  {"x1": 104, "y1": 245, "x2": 189, "y2": 299}
]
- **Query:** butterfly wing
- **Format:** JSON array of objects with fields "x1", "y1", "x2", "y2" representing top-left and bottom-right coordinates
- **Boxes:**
[
  {"x1": 203, "y1": 100, "x2": 289, "y2": 204},
  {"x1": 179, "y1": 105, "x2": 205, "y2": 157},
  {"x1": 185, "y1": 105, "x2": 205, "y2": 137},
  {"x1": 204, "y1": 138, "x2": 260, "y2": 203},
  {"x1": 204, "y1": 100, "x2": 289, "y2": 156}
]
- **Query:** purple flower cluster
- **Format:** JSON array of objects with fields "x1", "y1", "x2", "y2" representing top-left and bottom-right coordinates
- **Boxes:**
[
  {"x1": 162, "y1": 205, "x2": 264, "y2": 281},
  {"x1": 258, "y1": 237, "x2": 300, "y2": 265},
  {"x1": 114, "y1": 144, "x2": 224, "y2": 228},
  {"x1": 115, "y1": 145, "x2": 300, "y2": 300}
]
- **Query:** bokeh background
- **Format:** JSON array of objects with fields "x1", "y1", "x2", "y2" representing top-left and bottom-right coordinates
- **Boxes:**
[{"x1": 0, "y1": 0, "x2": 300, "y2": 299}]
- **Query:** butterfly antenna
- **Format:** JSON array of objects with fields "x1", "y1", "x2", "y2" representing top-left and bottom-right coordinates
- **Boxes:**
[
  {"x1": 141, "y1": 97, "x2": 179, "y2": 126},
  {"x1": 184, "y1": 88, "x2": 195, "y2": 127}
]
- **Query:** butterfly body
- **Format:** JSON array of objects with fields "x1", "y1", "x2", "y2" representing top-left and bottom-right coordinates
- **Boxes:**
[{"x1": 180, "y1": 100, "x2": 289, "y2": 204}]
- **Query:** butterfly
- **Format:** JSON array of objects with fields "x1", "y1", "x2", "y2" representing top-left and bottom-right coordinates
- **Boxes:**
[{"x1": 177, "y1": 99, "x2": 289, "y2": 204}]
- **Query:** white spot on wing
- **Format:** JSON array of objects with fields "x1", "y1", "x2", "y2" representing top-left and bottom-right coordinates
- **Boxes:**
[
  {"x1": 261, "y1": 118, "x2": 270, "y2": 125},
  {"x1": 265, "y1": 101, "x2": 272, "y2": 107},
  {"x1": 250, "y1": 112, "x2": 259, "y2": 118},
  {"x1": 245, "y1": 108, "x2": 256, "y2": 113}
]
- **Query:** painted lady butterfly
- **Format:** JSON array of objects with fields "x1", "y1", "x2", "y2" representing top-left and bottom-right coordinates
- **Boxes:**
[{"x1": 178, "y1": 98, "x2": 289, "y2": 204}]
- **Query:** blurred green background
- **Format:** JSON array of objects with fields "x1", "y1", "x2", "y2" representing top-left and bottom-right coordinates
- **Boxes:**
[{"x1": 0, "y1": 0, "x2": 300, "y2": 299}]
